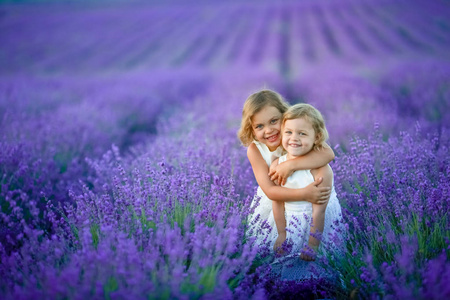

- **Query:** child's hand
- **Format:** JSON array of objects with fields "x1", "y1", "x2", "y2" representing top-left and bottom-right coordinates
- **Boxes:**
[
  {"x1": 269, "y1": 161, "x2": 293, "y2": 186},
  {"x1": 304, "y1": 177, "x2": 330, "y2": 204},
  {"x1": 300, "y1": 244, "x2": 318, "y2": 261},
  {"x1": 273, "y1": 232, "x2": 287, "y2": 255}
]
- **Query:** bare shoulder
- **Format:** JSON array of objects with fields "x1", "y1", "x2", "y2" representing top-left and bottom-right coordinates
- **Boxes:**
[
  {"x1": 247, "y1": 142, "x2": 258, "y2": 158},
  {"x1": 322, "y1": 143, "x2": 336, "y2": 161},
  {"x1": 310, "y1": 164, "x2": 333, "y2": 180}
]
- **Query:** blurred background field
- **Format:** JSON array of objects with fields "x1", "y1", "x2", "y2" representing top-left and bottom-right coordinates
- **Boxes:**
[{"x1": 1, "y1": 0, "x2": 449, "y2": 299}]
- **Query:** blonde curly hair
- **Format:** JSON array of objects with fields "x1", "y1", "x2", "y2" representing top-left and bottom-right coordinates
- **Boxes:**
[
  {"x1": 282, "y1": 103, "x2": 329, "y2": 151},
  {"x1": 237, "y1": 89, "x2": 289, "y2": 146}
]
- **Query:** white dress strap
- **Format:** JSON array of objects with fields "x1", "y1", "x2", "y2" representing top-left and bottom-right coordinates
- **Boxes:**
[{"x1": 253, "y1": 140, "x2": 283, "y2": 167}]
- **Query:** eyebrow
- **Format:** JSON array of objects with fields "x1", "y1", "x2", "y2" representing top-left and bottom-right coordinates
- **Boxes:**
[
  {"x1": 284, "y1": 127, "x2": 307, "y2": 132},
  {"x1": 253, "y1": 116, "x2": 278, "y2": 126}
]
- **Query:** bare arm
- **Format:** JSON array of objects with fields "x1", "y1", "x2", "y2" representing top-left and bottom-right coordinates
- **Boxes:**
[
  {"x1": 247, "y1": 143, "x2": 330, "y2": 203},
  {"x1": 269, "y1": 144, "x2": 335, "y2": 185},
  {"x1": 310, "y1": 164, "x2": 333, "y2": 191},
  {"x1": 272, "y1": 201, "x2": 286, "y2": 235}
]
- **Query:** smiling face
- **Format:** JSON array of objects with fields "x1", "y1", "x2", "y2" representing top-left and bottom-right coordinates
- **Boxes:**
[
  {"x1": 251, "y1": 105, "x2": 283, "y2": 151},
  {"x1": 282, "y1": 117, "x2": 317, "y2": 159}
]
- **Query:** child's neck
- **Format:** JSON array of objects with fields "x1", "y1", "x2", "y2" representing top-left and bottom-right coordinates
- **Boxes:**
[
  {"x1": 286, "y1": 153, "x2": 301, "y2": 160},
  {"x1": 286, "y1": 151, "x2": 309, "y2": 161},
  {"x1": 263, "y1": 142, "x2": 280, "y2": 152}
]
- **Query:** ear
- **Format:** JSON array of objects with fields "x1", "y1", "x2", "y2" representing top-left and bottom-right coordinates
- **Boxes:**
[{"x1": 315, "y1": 132, "x2": 322, "y2": 145}]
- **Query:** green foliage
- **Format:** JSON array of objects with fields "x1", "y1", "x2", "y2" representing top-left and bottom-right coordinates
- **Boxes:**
[
  {"x1": 165, "y1": 200, "x2": 198, "y2": 235},
  {"x1": 326, "y1": 210, "x2": 450, "y2": 298},
  {"x1": 140, "y1": 207, "x2": 156, "y2": 231},
  {"x1": 407, "y1": 213, "x2": 449, "y2": 260},
  {"x1": 198, "y1": 265, "x2": 220, "y2": 293},
  {"x1": 90, "y1": 223, "x2": 99, "y2": 249},
  {"x1": 180, "y1": 265, "x2": 221, "y2": 296},
  {"x1": 53, "y1": 152, "x2": 72, "y2": 174},
  {"x1": 103, "y1": 276, "x2": 119, "y2": 300}
]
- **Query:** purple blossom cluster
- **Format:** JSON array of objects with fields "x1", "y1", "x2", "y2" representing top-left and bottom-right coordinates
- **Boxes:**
[{"x1": 1, "y1": 0, "x2": 449, "y2": 298}]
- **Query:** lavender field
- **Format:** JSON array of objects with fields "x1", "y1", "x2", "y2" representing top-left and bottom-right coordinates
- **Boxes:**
[{"x1": 1, "y1": 0, "x2": 449, "y2": 298}]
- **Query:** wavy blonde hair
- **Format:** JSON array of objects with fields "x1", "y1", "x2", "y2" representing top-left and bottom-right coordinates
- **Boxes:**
[
  {"x1": 238, "y1": 89, "x2": 290, "y2": 146},
  {"x1": 282, "y1": 103, "x2": 329, "y2": 151}
]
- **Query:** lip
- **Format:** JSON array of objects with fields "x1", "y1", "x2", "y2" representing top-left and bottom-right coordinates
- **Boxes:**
[
  {"x1": 288, "y1": 143, "x2": 301, "y2": 148},
  {"x1": 266, "y1": 133, "x2": 279, "y2": 143}
]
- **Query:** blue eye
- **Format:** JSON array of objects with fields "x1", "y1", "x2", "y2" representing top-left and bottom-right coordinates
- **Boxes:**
[{"x1": 271, "y1": 119, "x2": 278, "y2": 124}]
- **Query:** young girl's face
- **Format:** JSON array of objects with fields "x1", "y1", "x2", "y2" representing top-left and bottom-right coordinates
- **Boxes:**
[
  {"x1": 282, "y1": 117, "x2": 316, "y2": 159},
  {"x1": 251, "y1": 105, "x2": 283, "y2": 151}
]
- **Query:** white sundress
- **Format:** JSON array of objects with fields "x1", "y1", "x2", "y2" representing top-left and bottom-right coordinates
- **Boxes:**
[{"x1": 266, "y1": 154, "x2": 344, "y2": 258}]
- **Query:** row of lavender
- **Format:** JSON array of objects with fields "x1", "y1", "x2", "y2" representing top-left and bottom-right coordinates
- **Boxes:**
[
  {"x1": 1, "y1": 63, "x2": 449, "y2": 298},
  {"x1": 0, "y1": 70, "x2": 211, "y2": 247},
  {"x1": 1, "y1": 0, "x2": 449, "y2": 74}
]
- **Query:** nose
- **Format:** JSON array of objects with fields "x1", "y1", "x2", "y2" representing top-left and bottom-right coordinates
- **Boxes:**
[{"x1": 265, "y1": 126, "x2": 273, "y2": 134}]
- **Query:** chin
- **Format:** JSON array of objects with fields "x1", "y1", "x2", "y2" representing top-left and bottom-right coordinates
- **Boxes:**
[
  {"x1": 290, "y1": 150, "x2": 307, "y2": 157},
  {"x1": 269, "y1": 139, "x2": 280, "y2": 146}
]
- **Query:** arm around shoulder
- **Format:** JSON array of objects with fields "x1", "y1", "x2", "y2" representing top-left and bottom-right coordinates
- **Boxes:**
[
  {"x1": 247, "y1": 144, "x2": 325, "y2": 202},
  {"x1": 270, "y1": 144, "x2": 334, "y2": 186},
  {"x1": 293, "y1": 144, "x2": 335, "y2": 170},
  {"x1": 247, "y1": 144, "x2": 293, "y2": 201},
  {"x1": 280, "y1": 146, "x2": 335, "y2": 172}
]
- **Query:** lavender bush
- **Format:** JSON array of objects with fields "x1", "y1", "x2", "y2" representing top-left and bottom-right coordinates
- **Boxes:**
[
  {"x1": 1, "y1": 0, "x2": 449, "y2": 298},
  {"x1": 330, "y1": 124, "x2": 449, "y2": 299}
]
